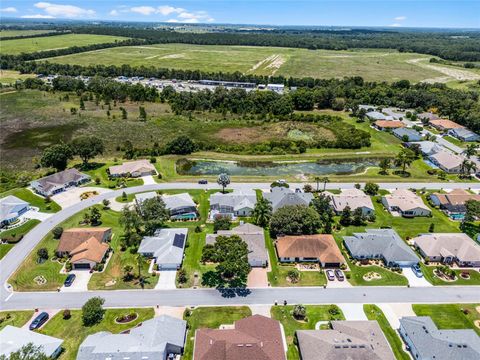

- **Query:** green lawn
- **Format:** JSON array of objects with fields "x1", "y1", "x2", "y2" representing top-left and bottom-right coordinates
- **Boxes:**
[
  {"x1": 0, "y1": 30, "x2": 58, "y2": 38},
  {"x1": 363, "y1": 305, "x2": 410, "y2": 360},
  {"x1": 419, "y1": 263, "x2": 480, "y2": 285},
  {"x1": 0, "y1": 219, "x2": 41, "y2": 259},
  {"x1": 0, "y1": 310, "x2": 34, "y2": 330},
  {"x1": 79, "y1": 161, "x2": 144, "y2": 189},
  {"x1": 0, "y1": 244, "x2": 14, "y2": 260},
  {"x1": 1, "y1": 34, "x2": 128, "y2": 54},
  {"x1": 412, "y1": 304, "x2": 480, "y2": 336},
  {"x1": 183, "y1": 306, "x2": 252, "y2": 360},
  {"x1": 271, "y1": 305, "x2": 344, "y2": 360},
  {"x1": 443, "y1": 135, "x2": 471, "y2": 149},
  {"x1": 266, "y1": 231, "x2": 327, "y2": 287},
  {"x1": 39, "y1": 308, "x2": 154, "y2": 360},
  {"x1": 0, "y1": 187, "x2": 61, "y2": 212}
]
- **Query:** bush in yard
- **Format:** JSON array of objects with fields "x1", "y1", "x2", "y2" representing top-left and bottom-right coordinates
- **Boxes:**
[
  {"x1": 194, "y1": 225, "x2": 202, "y2": 233},
  {"x1": 177, "y1": 269, "x2": 188, "y2": 284},
  {"x1": 213, "y1": 215, "x2": 231, "y2": 233},
  {"x1": 52, "y1": 226, "x2": 63, "y2": 239},
  {"x1": 63, "y1": 309, "x2": 71, "y2": 320},
  {"x1": 287, "y1": 269, "x2": 300, "y2": 283},
  {"x1": 364, "y1": 182, "x2": 379, "y2": 196},
  {"x1": 150, "y1": 157, "x2": 157, "y2": 163},
  {"x1": 270, "y1": 205, "x2": 321, "y2": 238},
  {"x1": 293, "y1": 304, "x2": 307, "y2": 320},
  {"x1": 65, "y1": 261, "x2": 72, "y2": 272},
  {"x1": 37, "y1": 248, "x2": 48, "y2": 261},
  {"x1": 95, "y1": 177, "x2": 101, "y2": 185},
  {"x1": 328, "y1": 305, "x2": 340, "y2": 316},
  {"x1": 82, "y1": 297, "x2": 105, "y2": 326}
]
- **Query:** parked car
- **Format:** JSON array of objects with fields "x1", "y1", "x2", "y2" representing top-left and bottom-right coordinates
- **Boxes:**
[
  {"x1": 64, "y1": 274, "x2": 76, "y2": 287},
  {"x1": 334, "y1": 269, "x2": 345, "y2": 281},
  {"x1": 198, "y1": 179, "x2": 208, "y2": 184},
  {"x1": 29, "y1": 312, "x2": 49, "y2": 330},
  {"x1": 326, "y1": 269, "x2": 335, "y2": 281},
  {"x1": 411, "y1": 264, "x2": 423, "y2": 278}
]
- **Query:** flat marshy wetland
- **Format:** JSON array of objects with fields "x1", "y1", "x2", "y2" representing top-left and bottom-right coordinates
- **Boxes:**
[{"x1": 41, "y1": 44, "x2": 443, "y2": 83}]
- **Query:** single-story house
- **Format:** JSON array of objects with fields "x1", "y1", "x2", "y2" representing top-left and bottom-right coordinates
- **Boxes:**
[
  {"x1": 134, "y1": 191, "x2": 158, "y2": 207},
  {"x1": 429, "y1": 150, "x2": 464, "y2": 173},
  {"x1": 77, "y1": 315, "x2": 187, "y2": 360},
  {"x1": 413, "y1": 233, "x2": 480, "y2": 267},
  {"x1": 0, "y1": 195, "x2": 29, "y2": 228},
  {"x1": 429, "y1": 189, "x2": 480, "y2": 220},
  {"x1": 275, "y1": 234, "x2": 345, "y2": 267},
  {"x1": 405, "y1": 141, "x2": 443, "y2": 156},
  {"x1": 209, "y1": 190, "x2": 257, "y2": 219},
  {"x1": 399, "y1": 316, "x2": 480, "y2": 360},
  {"x1": 448, "y1": 128, "x2": 480, "y2": 142},
  {"x1": 296, "y1": 320, "x2": 395, "y2": 360},
  {"x1": 263, "y1": 186, "x2": 314, "y2": 212},
  {"x1": 328, "y1": 188, "x2": 374, "y2": 216},
  {"x1": 429, "y1": 119, "x2": 464, "y2": 131},
  {"x1": 138, "y1": 228, "x2": 188, "y2": 270},
  {"x1": 31, "y1": 169, "x2": 90, "y2": 197},
  {"x1": 194, "y1": 315, "x2": 286, "y2": 360},
  {"x1": 206, "y1": 223, "x2": 268, "y2": 267},
  {"x1": 56, "y1": 228, "x2": 111, "y2": 269},
  {"x1": 108, "y1": 159, "x2": 157, "y2": 178},
  {"x1": 162, "y1": 193, "x2": 198, "y2": 220},
  {"x1": 392, "y1": 127, "x2": 422, "y2": 142},
  {"x1": 382, "y1": 189, "x2": 431, "y2": 217},
  {"x1": 0, "y1": 325, "x2": 64, "y2": 359},
  {"x1": 343, "y1": 229, "x2": 419, "y2": 267},
  {"x1": 373, "y1": 120, "x2": 405, "y2": 131},
  {"x1": 366, "y1": 111, "x2": 394, "y2": 121}
]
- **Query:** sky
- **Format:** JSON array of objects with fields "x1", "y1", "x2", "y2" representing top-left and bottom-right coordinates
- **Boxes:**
[{"x1": 0, "y1": 1, "x2": 479, "y2": 28}]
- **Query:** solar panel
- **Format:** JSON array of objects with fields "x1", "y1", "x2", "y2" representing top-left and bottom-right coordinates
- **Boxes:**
[{"x1": 173, "y1": 234, "x2": 185, "y2": 248}]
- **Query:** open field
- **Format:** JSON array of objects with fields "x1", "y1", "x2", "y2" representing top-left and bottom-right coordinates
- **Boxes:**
[
  {"x1": 42, "y1": 44, "x2": 447, "y2": 83},
  {"x1": 0, "y1": 34, "x2": 128, "y2": 54},
  {"x1": 0, "y1": 29, "x2": 58, "y2": 38}
]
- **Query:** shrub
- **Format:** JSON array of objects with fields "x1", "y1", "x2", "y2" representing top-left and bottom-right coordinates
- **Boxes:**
[
  {"x1": 95, "y1": 177, "x2": 101, "y2": 185},
  {"x1": 292, "y1": 304, "x2": 307, "y2": 320},
  {"x1": 82, "y1": 297, "x2": 105, "y2": 326},
  {"x1": 63, "y1": 309, "x2": 71, "y2": 319},
  {"x1": 37, "y1": 248, "x2": 48, "y2": 261},
  {"x1": 150, "y1": 157, "x2": 157, "y2": 163},
  {"x1": 177, "y1": 269, "x2": 188, "y2": 284},
  {"x1": 194, "y1": 225, "x2": 202, "y2": 233},
  {"x1": 287, "y1": 269, "x2": 300, "y2": 283},
  {"x1": 65, "y1": 261, "x2": 72, "y2": 272},
  {"x1": 328, "y1": 305, "x2": 340, "y2": 316},
  {"x1": 52, "y1": 226, "x2": 63, "y2": 239}
]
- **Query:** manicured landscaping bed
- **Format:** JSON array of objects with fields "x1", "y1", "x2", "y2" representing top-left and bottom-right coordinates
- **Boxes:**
[
  {"x1": 39, "y1": 308, "x2": 154, "y2": 360},
  {"x1": 271, "y1": 305, "x2": 344, "y2": 360},
  {"x1": 182, "y1": 306, "x2": 252, "y2": 360},
  {"x1": 363, "y1": 304, "x2": 410, "y2": 360},
  {"x1": 0, "y1": 310, "x2": 34, "y2": 330},
  {"x1": 0, "y1": 188, "x2": 61, "y2": 213},
  {"x1": 419, "y1": 263, "x2": 480, "y2": 286},
  {"x1": 412, "y1": 303, "x2": 480, "y2": 335}
]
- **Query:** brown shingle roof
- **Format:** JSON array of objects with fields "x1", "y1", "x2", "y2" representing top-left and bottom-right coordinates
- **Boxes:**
[
  {"x1": 374, "y1": 120, "x2": 405, "y2": 129},
  {"x1": 70, "y1": 236, "x2": 109, "y2": 263},
  {"x1": 432, "y1": 189, "x2": 480, "y2": 206},
  {"x1": 194, "y1": 315, "x2": 285, "y2": 360},
  {"x1": 275, "y1": 235, "x2": 345, "y2": 264},
  {"x1": 430, "y1": 119, "x2": 464, "y2": 130},
  {"x1": 57, "y1": 228, "x2": 111, "y2": 253}
]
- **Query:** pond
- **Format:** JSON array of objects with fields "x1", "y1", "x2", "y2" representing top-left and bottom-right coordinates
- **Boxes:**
[{"x1": 177, "y1": 159, "x2": 379, "y2": 176}]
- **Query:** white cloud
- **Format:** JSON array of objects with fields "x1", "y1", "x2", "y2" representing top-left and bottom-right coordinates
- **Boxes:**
[
  {"x1": 109, "y1": 9, "x2": 119, "y2": 16},
  {"x1": 394, "y1": 16, "x2": 406, "y2": 21},
  {"x1": 389, "y1": 23, "x2": 402, "y2": 27},
  {"x1": 34, "y1": 2, "x2": 95, "y2": 18},
  {"x1": 157, "y1": 5, "x2": 184, "y2": 16},
  {"x1": 21, "y1": 14, "x2": 55, "y2": 18},
  {"x1": 0, "y1": 7, "x2": 18, "y2": 13},
  {"x1": 130, "y1": 6, "x2": 156, "y2": 15}
]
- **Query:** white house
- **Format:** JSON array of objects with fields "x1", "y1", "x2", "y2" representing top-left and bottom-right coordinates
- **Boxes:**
[
  {"x1": 0, "y1": 195, "x2": 29, "y2": 228},
  {"x1": 328, "y1": 188, "x2": 374, "y2": 216},
  {"x1": 31, "y1": 169, "x2": 90, "y2": 197},
  {"x1": 138, "y1": 228, "x2": 188, "y2": 270},
  {"x1": 382, "y1": 189, "x2": 431, "y2": 217},
  {"x1": 209, "y1": 190, "x2": 257, "y2": 220}
]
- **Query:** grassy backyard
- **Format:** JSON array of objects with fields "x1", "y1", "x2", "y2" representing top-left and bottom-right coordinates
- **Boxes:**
[
  {"x1": 0, "y1": 187, "x2": 61, "y2": 212},
  {"x1": 182, "y1": 306, "x2": 252, "y2": 360},
  {"x1": 78, "y1": 161, "x2": 144, "y2": 189},
  {"x1": 412, "y1": 304, "x2": 480, "y2": 336},
  {"x1": 0, "y1": 310, "x2": 34, "y2": 330},
  {"x1": 271, "y1": 305, "x2": 344, "y2": 360},
  {"x1": 363, "y1": 305, "x2": 410, "y2": 360},
  {"x1": 39, "y1": 308, "x2": 154, "y2": 360}
]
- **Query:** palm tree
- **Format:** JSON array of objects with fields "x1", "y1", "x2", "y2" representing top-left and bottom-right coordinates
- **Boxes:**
[
  {"x1": 314, "y1": 176, "x2": 321, "y2": 192},
  {"x1": 321, "y1": 177, "x2": 330, "y2": 192},
  {"x1": 460, "y1": 159, "x2": 477, "y2": 178},
  {"x1": 379, "y1": 158, "x2": 390, "y2": 175},
  {"x1": 463, "y1": 144, "x2": 478, "y2": 159},
  {"x1": 253, "y1": 198, "x2": 273, "y2": 227},
  {"x1": 395, "y1": 148, "x2": 416, "y2": 174}
]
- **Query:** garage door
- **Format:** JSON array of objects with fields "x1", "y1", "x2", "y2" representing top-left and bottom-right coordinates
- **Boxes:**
[{"x1": 73, "y1": 263, "x2": 91, "y2": 270}]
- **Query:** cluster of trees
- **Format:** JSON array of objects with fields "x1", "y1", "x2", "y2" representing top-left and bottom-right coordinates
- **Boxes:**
[{"x1": 74, "y1": 26, "x2": 480, "y2": 61}]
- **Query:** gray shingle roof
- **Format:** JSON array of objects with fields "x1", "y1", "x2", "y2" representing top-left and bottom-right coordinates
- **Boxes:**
[
  {"x1": 210, "y1": 190, "x2": 257, "y2": 211},
  {"x1": 138, "y1": 228, "x2": 188, "y2": 267},
  {"x1": 0, "y1": 195, "x2": 29, "y2": 223},
  {"x1": 161, "y1": 193, "x2": 196, "y2": 211},
  {"x1": 450, "y1": 128, "x2": 480, "y2": 140},
  {"x1": 400, "y1": 316, "x2": 480, "y2": 360},
  {"x1": 0, "y1": 325, "x2": 63, "y2": 358},
  {"x1": 393, "y1": 128, "x2": 422, "y2": 141},
  {"x1": 77, "y1": 315, "x2": 187, "y2": 360},
  {"x1": 31, "y1": 168, "x2": 90, "y2": 193},
  {"x1": 263, "y1": 187, "x2": 313, "y2": 212},
  {"x1": 343, "y1": 229, "x2": 418, "y2": 265}
]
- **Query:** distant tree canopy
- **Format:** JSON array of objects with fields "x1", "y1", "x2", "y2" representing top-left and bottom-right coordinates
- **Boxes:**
[{"x1": 164, "y1": 136, "x2": 198, "y2": 155}]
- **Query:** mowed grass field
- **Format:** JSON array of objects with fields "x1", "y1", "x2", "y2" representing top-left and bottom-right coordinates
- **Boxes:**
[
  {"x1": 0, "y1": 29, "x2": 58, "y2": 38},
  {"x1": 43, "y1": 43, "x2": 442, "y2": 82},
  {"x1": 0, "y1": 34, "x2": 128, "y2": 54}
]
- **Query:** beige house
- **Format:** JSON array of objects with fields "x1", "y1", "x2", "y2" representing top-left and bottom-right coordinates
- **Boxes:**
[
  {"x1": 413, "y1": 233, "x2": 480, "y2": 267},
  {"x1": 108, "y1": 159, "x2": 157, "y2": 178},
  {"x1": 382, "y1": 189, "x2": 431, "y2": 217},
  {"x1": 328, "y1": 188, "x2": 374, "y2": 216},
  {"x1": 429, "y1": 150, "x2": 464, "y2": 173}
]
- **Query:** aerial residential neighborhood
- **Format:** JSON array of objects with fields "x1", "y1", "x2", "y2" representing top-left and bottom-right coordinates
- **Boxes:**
[{"x1": 0, "y1": 1, "x2": 480, "y2": 360}]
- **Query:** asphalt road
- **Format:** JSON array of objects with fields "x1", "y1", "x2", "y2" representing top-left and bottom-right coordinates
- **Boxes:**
[{"x1": 1, "y1": 181, "x2": 480, "y2": 308}]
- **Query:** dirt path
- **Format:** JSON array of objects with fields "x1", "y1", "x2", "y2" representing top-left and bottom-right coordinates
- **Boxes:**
[
  {"x1": 249, "y1": 54, "x2": 286, "y2": 75},
  {"x1": 407, "y1": 58, "x2": 480, "y2": 82}
]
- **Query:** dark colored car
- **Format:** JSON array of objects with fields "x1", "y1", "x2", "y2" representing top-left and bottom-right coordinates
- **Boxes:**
[
  {"x1": 198, "y1": 179, "x2": 208, "y2": 184},
  {"x1": 64, "y1": 274, "x2": 76, "y2": 287},
  {"x1": 29, "y1": 312, "x2": 49, "y2": 330},
  {"x1": 326, "y1": 269, "x2": 335, "y2": 281},
  {"x1": 335, "y1": 269, "x2": 345, "y2": 281}
]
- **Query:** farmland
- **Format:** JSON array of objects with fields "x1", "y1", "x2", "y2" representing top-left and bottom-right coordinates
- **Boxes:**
[
  {"x1": 0, "y1": 29, "x2": 58, "y2": 38},
  {"x1": 1, "y1": 34, "x2": 128, "y2": 54},
  {"x1": 42, "y1": 44, "x2": 445, "y2": 83}
]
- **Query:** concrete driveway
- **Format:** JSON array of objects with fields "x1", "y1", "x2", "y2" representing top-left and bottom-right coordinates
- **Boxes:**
[
  {"x1": 141, "y1": 175, "x2": 156, "y2": 185},
  {"x1": 22, "y1": 209, "x2": 52, "y2": 221},
  {"x1": 378, "y1": 303, "x2": 415, "y2": 329},
  {"x1": 155, "y1": 270, "x2": 177, "y2": 289},
  {"x1": 248, "y1": 268, "x2": 268, "y2": 288},
  {"x1": 338, "y1": 303, "x2": 368, "y2": 320},
  {"x1": 61, "y1": 270, "x2": 91, "y2": 292},
  {"x1": 52, "y1": 187, "x2": 112, "y2": 209},
  {"x1": 403, "y1": 267, "x2": 433, "y2": 287},
  {"x1": 22, "y1": 309, "x2": 59, "y2": 330}
]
